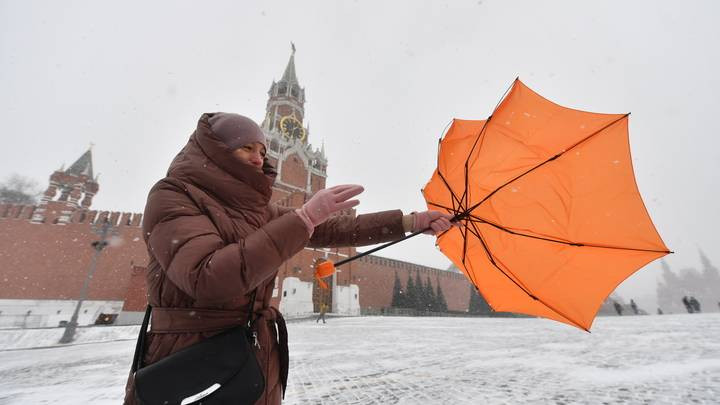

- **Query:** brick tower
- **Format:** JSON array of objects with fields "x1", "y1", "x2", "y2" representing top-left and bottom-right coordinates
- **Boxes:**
[
  {"x1": 30, "y1": 147, "x2": 99, "y2": 224},
  {"x1": 262, "y1": 45, "x2": 328, "y2": 208}
]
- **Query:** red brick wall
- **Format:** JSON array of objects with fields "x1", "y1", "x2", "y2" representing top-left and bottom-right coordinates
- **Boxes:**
[
  {"x1": 311, "y1": 173, "x2": 325, "y2": 194},
  {"x1": 351, "y1": 256, "x2": 470, "y2": 312},
  {"x1": 0, "y1": 207, "x2": 148, "y2": 302},
  {"x1": 122, "y1": 265, "x2": 149, "y2": 311},
  {"x1": 271, "y1": 189, "x2": 291, "y2": 204},
  {"x1": 280, "y1": 153, "x2": 308, "y2": 189}
]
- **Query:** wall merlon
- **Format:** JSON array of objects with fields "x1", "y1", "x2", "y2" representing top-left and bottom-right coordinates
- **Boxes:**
[
  {"x1": 74, "y1": 210, "x2": 143, "y2": 227},
  {"x1": 8, "y1": 204, "x2": 23, "y2": 219},
  {"x1": 0, "y1": 205, "x2": 143, "y2": 228},
  {"x1": 109, "y1": 211, "x2": 120, "y2": 226},
  {"x1": 96, "y1": 211, "x2": 109, "y2": 224},
  {"x1": 130, "y1": 213, "x2": 143, "y2": 227},
  {"x1": 86, "y1": 211, "x2": 98, "y2": 224},
  {"x1": 18, "y1": 205, "x2": 36, "y2": 220},
  {"x1": 70, "y1": 210, "x2": 86, "y2": 223},
  {"x1": 120, "y1": 212, "x2": 132, "y2": 226}
]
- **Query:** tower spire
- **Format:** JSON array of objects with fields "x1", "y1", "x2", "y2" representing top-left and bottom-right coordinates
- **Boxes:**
[
  {"x1": 65, "y1": 148, "x2": 94, "y2": 178},
  {"x1": 281, "y1": 42, "x2": 299, "y2": 85},
  {"x1": 264, "y1": 44, "x2": 306, "y2": 132}
]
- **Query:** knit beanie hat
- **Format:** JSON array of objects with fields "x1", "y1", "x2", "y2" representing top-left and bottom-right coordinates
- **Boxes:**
[{"x1": 208, "y1": 113, "x2": 267, "y2": 150}]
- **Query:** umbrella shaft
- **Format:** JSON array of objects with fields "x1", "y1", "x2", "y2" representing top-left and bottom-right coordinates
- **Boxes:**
[{"x1": 333, "y1": 227, "x2": 429, "y2": 268}]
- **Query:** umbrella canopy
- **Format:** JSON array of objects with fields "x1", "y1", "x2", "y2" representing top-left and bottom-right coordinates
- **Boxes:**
[{"x1": 423, "y1": 79, "x2": 670, "y2": 331}]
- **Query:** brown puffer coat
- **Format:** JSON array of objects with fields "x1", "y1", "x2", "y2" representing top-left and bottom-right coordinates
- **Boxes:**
[{"x1": 123, "y1": 113, "x2": 406, "y2": 405}]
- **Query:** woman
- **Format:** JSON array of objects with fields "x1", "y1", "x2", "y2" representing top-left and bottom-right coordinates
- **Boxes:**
[{"x1": 123, "y1": 113, "x2": 454, "y2": 404}]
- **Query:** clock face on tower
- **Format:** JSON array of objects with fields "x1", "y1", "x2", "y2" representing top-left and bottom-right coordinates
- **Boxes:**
[{"x1": 280, "y1": 116, "x2": 306, "y2": 142}]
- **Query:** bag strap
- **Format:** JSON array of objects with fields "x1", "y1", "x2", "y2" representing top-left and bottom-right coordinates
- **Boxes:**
[
  {"x1": 131, "y1": 304, "x2": 152, "y2": 373},
  {"x1": 131, "y1": 289, "x2": 258, "y2": 373},
  {"x1": 246, "y1": 289, "x2": 258, "y2": 328}
]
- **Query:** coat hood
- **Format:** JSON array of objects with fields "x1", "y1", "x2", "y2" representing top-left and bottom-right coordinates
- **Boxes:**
[{"x1": 167, "y1": 113, "x2": 277, "y2": 211}]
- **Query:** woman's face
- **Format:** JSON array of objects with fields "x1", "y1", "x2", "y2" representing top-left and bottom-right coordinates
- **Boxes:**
[{"x1": 232, "y1": 142, "x2": 267, "y2": 170}]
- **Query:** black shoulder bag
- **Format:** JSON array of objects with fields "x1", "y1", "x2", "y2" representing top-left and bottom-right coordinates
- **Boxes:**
[{"x1": 131, "y1": 291, "x2": 265, "y2": 405}]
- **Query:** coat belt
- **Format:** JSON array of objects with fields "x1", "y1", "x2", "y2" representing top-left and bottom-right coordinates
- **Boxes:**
[{"x1": 150, "y1": 307, "x2": 249, "y2": 334}]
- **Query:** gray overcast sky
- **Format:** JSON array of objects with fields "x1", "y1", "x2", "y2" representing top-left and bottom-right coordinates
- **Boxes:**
[{"x1": 1, "y1": 0, "x2": 718, "y2": 310}]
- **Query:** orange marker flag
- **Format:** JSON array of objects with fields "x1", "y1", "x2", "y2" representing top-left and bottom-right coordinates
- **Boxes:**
[{"x1": 314, "y1": 260, "x2": 335, "y2": 289}]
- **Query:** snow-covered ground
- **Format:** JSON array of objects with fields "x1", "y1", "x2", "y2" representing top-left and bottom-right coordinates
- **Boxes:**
[{"x1": 0, "y1": 314, "x2": 719, "y2": 404}]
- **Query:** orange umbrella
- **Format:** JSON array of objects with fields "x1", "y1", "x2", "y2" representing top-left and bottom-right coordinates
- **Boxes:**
[{"x1": 422, "y1": 79, "x2": 671, "y2": 331}]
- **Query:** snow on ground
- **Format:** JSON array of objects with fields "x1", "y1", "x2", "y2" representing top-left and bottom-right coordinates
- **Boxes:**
[{"x1": 0, "y1": 313, "x2": 719, "y2": 404}]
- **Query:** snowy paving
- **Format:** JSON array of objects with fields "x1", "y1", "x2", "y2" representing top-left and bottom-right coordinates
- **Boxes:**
[{"x1": 0, "y1": 313, "x2": 719, "y2": 404}]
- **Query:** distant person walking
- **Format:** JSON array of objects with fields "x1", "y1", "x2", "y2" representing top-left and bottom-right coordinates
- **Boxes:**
[
  {"x1": 682, "y1": 296, "x2": 694, "y2": 313},
  {"x1": 630, "y1": 299, "x2": 639, "y2": 315},
  {"x1": 689, "y1": 296, "x2": 701, "y2": 313},
  {"x1": 316, "y1": 302, "x2": 328, "y2": 324},
  {"x1": 613, "y1": 301, "x2": 623, "y2": 316},
  {"x1": 657, "y1": 308, "x2": 663, "y2": 315}
]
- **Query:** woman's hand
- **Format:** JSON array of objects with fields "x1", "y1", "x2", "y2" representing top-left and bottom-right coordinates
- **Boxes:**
[
  {"x1": 296, "y1": 184, "x2": 364, "y2": 235},
  {"x1": 404, "y1": 210, "x2": 458, "y2": 235}
]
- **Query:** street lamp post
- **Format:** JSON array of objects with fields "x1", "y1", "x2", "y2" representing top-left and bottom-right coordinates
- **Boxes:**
[{"x1": 59, "y1": 219, "x2": 114, "y2": 344}]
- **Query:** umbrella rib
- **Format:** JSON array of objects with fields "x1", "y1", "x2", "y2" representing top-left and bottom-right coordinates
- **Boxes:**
[
  {"x1": 466, "y1": 114, "x2": 630, "y2": 214},
  {"x1": 468, "y1": 220, "x2": 589, "y2": 331},
  {"x1": 433, "y1": 124, "x2": 466, "y2": 214},
  {"x1": 466, "y1": 219, "x2": 535, "y2": 297},
  {"x1": 459, "y1": 120, "x2": 489, "y2": 212},
  {"x1": 435, "y1": 170, "x2": 464, "y2": 214},
  {"x1": 461, "y1": 219, "x2": 469, "y2": 264},
  {"x1": 463, "y1": 78, "x2": 516, "y2": 169},
  {"x1": 491, "y1": 77, "x2": 519, "y2": 114},
  {"x1": 460, "y1": 220, "x2": 485, "y2": 292},
  {"x1": 455, "y1": 219, "x2": 481, "y2": 289},
  {"x1": 466, "y1": 213, "x2": 671, "y2": 254},
  {"x1": 467, "y1": 220, "x2": 533, "y2": 295},
  {"x1": 427, "y1": 201, "x2": 458, "y2": 213},
  {"x1": 435, "y1": 79, "x2": 518, "y2": 223},
  {"x1": 457, "y1": 79, "x2": 517, "y2": 214}
]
